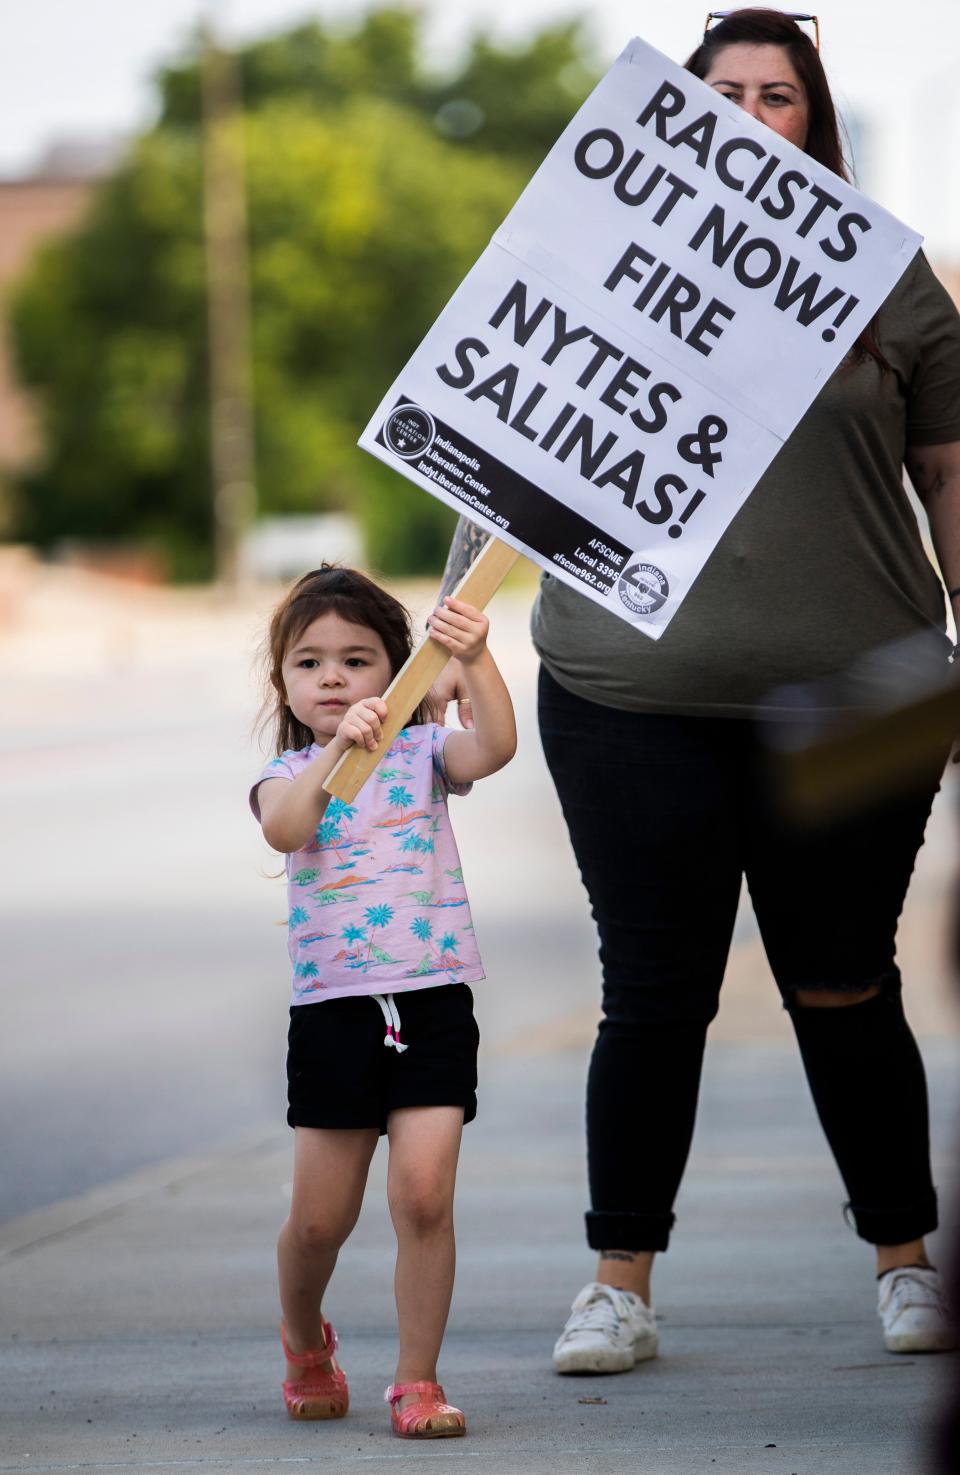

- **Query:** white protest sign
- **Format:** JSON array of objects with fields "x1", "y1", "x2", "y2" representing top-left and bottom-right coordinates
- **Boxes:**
[{"x1": 359, "y1": 37, "x2": 921, "y2": 637}]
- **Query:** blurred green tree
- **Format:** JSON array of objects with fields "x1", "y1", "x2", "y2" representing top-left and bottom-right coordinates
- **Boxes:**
[{"x1": 9, "y1": 8, "x2": 597, "y2": 577}]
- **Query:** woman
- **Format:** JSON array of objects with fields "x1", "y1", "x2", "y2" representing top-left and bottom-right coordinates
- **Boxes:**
[{"x1": 436, "y1": 8, "x2": 960, "y2": 1369}]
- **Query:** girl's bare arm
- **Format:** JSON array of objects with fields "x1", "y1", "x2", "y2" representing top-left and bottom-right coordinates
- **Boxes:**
[
  {"x1": 256, "y1": 698, "x2": 388, "y2": 852},
  {"x1": 429, "y1": 597, "x2": 516, "y2": 782}
]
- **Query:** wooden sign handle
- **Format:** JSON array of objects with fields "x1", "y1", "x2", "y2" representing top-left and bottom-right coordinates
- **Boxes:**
[{"x1": 323, "y1": 537, "x2": 523, "y2": 802}]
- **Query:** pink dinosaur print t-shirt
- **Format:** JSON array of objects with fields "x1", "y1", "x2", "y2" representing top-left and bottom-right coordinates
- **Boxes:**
[{"x1": 251, "y1": 724, "x2": 483, "y2": 1005}]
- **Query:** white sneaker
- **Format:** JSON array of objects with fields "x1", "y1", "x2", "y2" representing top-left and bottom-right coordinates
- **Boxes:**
[
  {"x1": 878, "y1": 1265, "x2": 957, "y2": 1353},
  {"x1": 552, "y1": 1281, "x2": 658, "y2": 1374}
]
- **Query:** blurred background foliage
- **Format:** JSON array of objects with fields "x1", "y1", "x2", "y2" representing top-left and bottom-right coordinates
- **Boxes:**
[{"x1": 8, "y1": 6, "x2": 598, "y2": 578}]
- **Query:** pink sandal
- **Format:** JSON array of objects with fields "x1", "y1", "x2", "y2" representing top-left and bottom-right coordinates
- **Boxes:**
[
  {"x1": 281, "y1": 1320, "x2": 349, "y2": 1420},
  {"x1": 385, "y1": 1380, "x2": 466, "y2": 1438}
]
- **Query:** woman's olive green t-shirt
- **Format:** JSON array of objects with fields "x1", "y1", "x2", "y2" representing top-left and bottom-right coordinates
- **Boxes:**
[{"x1": 531, "y1": 253, "x2": 960, "y2": 717}]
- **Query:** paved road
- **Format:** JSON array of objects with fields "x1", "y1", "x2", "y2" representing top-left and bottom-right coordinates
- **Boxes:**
[
  {"x1": 1, "y1": 568, "x2": 958, "y2": 1472},
  {"x1": 1, "y1": 571, "x2": 957, "y2": 1222},
  {"x1": 0, "y1": 576, "x2": 600, "y2": 1218}
]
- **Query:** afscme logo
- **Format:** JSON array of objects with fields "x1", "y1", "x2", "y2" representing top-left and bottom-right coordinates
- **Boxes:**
[{"x1": 618, "y1": 561, "x2": 669, "y2": 615}]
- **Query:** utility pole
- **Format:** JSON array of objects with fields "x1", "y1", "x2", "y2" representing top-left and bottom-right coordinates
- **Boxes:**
[{"x1": 200, "y1": 8, "x2": 256, "y2": 591}]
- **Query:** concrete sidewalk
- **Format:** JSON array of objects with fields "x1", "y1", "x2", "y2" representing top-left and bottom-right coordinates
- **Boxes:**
[
  {"x1": 1, "y1": 1042, "x2": 957, "y2": 1475},
  {"x1": 2, "y1": 568, "x2": 958, "y2": 1472}
]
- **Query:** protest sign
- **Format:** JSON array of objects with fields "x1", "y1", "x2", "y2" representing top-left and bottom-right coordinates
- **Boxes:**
[{"x1": 358, "y1": 36, "x2": 921, "y2": 638}]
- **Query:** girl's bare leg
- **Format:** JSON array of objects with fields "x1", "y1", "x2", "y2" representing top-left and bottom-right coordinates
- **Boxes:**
[
  {"x1": 278, "y1": 1125, "x2": 379, "y2": 1379},
  {"x1": 386, "y1": 1106, "x2": 464, "y2": 1407}
]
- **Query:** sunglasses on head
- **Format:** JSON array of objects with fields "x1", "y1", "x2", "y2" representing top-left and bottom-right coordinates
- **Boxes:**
[{"x1": 704, "y1": 10, "x2": 820, "y2": 50}]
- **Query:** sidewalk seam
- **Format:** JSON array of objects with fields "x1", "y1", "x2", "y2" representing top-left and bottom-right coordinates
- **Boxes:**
[{"x1": 0, "y1": 1131, "x2": 284, "y2": 1264}]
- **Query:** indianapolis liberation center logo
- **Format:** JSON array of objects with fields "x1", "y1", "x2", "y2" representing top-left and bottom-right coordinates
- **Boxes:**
[
  {"x1": 382, "y1": 403, "x2": 436, "y2": 460},
  {"x1": 618, "y1": 561, "x2": 670, "y2": 616}
]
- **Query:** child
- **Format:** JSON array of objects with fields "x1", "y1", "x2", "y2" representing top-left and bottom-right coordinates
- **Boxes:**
[{"x1": 250, "y1": 564, "x2": 516, "y2": 1439}]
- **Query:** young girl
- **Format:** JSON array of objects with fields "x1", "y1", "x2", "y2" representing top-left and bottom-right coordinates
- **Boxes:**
[{"x1": 250, "y1": 564, "x2": 516, "y2": 1439}]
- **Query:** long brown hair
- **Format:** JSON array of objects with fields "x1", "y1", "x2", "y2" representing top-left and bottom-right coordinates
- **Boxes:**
[
  {"x1": 684, "y1": 8, "x2": 887, "y2": 368},
  {"x1": 259, "y1": 564, "x2": 427, "y2": 755}
]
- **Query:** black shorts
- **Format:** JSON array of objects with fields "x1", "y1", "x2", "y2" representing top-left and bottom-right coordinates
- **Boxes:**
[{"x1": 286, "y1": 984, "x2": 479, "y2": 1133}]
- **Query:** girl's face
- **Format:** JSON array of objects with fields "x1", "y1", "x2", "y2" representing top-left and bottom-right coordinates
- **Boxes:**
[
  {"x1": 281, "y1": 611, "x2": 393, "y2": 744},
  {"x1": 703, "y1": 43, "x2": 809, "y2": 149}
]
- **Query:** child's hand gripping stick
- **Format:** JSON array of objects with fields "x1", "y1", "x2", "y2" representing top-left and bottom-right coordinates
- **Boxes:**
[{"x1": 322, "y1": 536, "x2": 523, "y2": 803}]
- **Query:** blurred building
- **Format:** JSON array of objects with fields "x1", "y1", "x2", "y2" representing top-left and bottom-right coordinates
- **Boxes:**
[{"x1": 0, "y1": 140, "x2": 121, "y2": 476}]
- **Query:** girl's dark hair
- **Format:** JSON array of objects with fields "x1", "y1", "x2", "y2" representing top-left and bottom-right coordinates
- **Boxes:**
[
  {"x1": 684, "y1": 8, "x2": 888, "y2": 369},
  {"x1": 259, "y1": 564, "x2": 428, "y2": 755}
]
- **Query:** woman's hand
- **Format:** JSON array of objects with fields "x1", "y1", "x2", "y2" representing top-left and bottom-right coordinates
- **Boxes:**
[
  {"x1": 336, "y1": 696, "x2": 388, "y2": 752},
  {"x1": 425, "y1": 658, "x2": 474, "y2": 729},
  {"x1": 428, "y1": 597, "x2": 490, "y2": 665}
]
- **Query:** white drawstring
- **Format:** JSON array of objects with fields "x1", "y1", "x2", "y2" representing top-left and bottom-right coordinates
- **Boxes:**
[{"x1": 372, "y1": 992, "x2": 408, "y2": 1052}]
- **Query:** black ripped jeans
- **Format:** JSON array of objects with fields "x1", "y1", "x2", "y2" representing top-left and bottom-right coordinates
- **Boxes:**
[{"x1": 538, "y1": 667, "x2": 942, "y2": 1253}]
